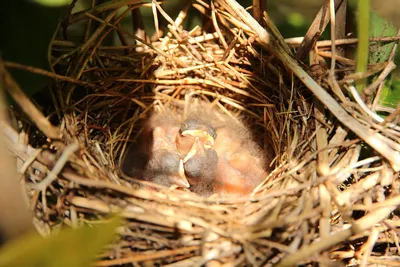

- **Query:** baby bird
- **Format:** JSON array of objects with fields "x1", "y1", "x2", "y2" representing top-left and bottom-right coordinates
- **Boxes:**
[
  {"x1": 121, "y1": 103, "x2": 268, "y2": 197},
  {"x1": 121, "y1": 110, "x2": 217, "y2": 191},
  {"x1": 212, "y1": 125, "x2": 267, "y2": 197},
  {"x1": 178, "y1": 118, "x2": 218, "y2": 176},
  {"x1": 178, "y1": 120, "x2": 219, "y2": 196},
  {"x1": 143, "y1": 149, "x2": 188, "y2": 188},
  {"x1": 120, "y1": 111, "x2": 188, "y2": 188},
  {"x1": 178, "y1": 111, "x2": 268, "y2": 197}
]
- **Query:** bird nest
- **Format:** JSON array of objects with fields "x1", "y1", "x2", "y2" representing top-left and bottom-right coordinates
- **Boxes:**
[{"x1": 3, "y1": 0, "x2": 400, "y2": 266}]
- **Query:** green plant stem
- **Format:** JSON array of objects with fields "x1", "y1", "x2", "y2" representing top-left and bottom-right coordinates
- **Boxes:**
[{"x1": 356, "y1": 0, "x2": 370, "y2": 92}]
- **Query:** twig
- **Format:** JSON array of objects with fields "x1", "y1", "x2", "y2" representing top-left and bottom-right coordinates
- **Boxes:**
[
  {"x1": 296, "y1": 0, "x2": 345, "y2": 60},
  {"x1": 334, "y1": 0, "x2": 347, "y2": 57},
  {"x1": 1, "y1": 61, "x2": 61, "y2": 140},
  {"x1": 276, "y1": 205, "x2": 396, "y2": 266},
  {"x1": 4, "y1": 61, "x2": 99, "y2": 89},
  {"x1": 252, "y1": 0, "x2": 266, "y2": 24},
  {"x1": 286, "y1": 36, "x2": 400, "y2": 47},
  {"x1": 94, "y1": 246, "x2": 200, "y2": 266},
  {"x1": 31, "y1": 142, "x2": 79, "y2": 191},
  {"x1": 68, "y1": 0, "x2": 143, "y2": 24},
  {"x1": 219, "y1": 0, "x2": 400, "y2": 171}
]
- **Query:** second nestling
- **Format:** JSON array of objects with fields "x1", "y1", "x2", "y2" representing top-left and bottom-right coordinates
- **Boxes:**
[{"x1": 121, "y1": 103, "x2": 268, "y2": 197}]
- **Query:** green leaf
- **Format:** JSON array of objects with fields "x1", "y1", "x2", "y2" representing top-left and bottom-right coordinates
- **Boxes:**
[
  {"x1": 32, "y1": 0, "x2": 72, "y2": 7},
  {"x1": 287, "y1": 12, "x2": 306, "y2": 28},
  {"x1": 372, "y1": 0, "x2": 400, "y2": 28},
  {"x1": 369, "y1": 10, "x2": 398, "y2": 109},
  {"x1": 379, "y1": 79, "x2": 400, "y2": 109},
  {"x1": 369, "y1": 11, "x2": 397, "y2": 64},
  {"x1": 0, "y1": 217, "x2": 121, "y2": 267}
]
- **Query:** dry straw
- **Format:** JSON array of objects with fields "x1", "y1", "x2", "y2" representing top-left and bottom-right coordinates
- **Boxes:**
[{"x1": 2, "y1": 0, "x2": 400, "y2": 266}]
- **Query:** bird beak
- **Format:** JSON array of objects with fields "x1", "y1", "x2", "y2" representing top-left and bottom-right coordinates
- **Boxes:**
[
  {"x1": 181, "y1": 129, "x2": 215, "y2": 148},
  {"x1": 183, "y1": 137, "x2": 204, "y2": 163},
  {"x1": 171, "y1": 159, "x2": 190, "y2": 188},
  {"x1": 181, "y1": 130, "x2": 215, "y2": 165}
]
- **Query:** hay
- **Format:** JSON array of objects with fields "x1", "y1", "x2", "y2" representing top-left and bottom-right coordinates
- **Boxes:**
[{"x1": 2, "y1": 0, "x2": 400, "y2": 265}]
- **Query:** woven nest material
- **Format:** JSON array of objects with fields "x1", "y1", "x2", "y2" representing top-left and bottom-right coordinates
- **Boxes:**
[{"x1": 3, "y1": 0, "x2": 400, "y2": 266}]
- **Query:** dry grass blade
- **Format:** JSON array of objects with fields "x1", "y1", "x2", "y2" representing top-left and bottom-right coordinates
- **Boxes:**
[
  {"x1": 1, "y1": 61, "x2": 61, "y2": 140},
  {"x1": 219, "y1": 0, "x2": 400, "y2": 171},
  {"x1": 2, "y1": 0, "x2": 400, "y2": 266},
  {"x1": 296, "y1": 0, "x2": 345, "y2": 60}
]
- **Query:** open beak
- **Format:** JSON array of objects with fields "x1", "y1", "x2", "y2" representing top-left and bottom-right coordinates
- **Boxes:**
[
  {"x1": 183, "y1": 135, "x2": 216, "y2": 166},
  {"x1": 181, "y1": 130, "x2": 214, "y2": 164},
  {"x1": 181, "y1": 129, "x2": 215, "y2": 148},
  {"x1": 171, "y1": 159, "x2": 190, "y2": 188}
]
